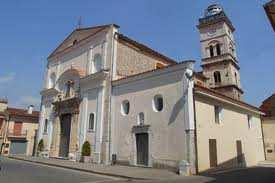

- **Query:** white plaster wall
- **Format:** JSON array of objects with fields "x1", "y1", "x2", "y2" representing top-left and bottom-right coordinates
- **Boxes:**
[
  {"x1": 195, "y1": 95, "x2": 265, "y2": 172},
  {"x1": 39, "y1": 30, "x2": 111, "y2": 147},
  {"x1": 45, "y1": 31, "x2": 109, "y2": 90},
  {"x1": 112, "y1": 68, "x2": 190, "y2": 168}
]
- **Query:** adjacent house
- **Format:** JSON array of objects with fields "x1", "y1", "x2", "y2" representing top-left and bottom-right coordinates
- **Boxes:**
[
  {"x1": 38, "y1": 4, "x2": 265, "y2": 174},
  {"x1": 260, "y1": 94, "x2": 275, "y2": 161},
  {"x1": 264, "y1": 0, "x2": 275, "y2": 31},
  {"x1": 0, "y1": 99, "x2": 39, "y2": 156}
]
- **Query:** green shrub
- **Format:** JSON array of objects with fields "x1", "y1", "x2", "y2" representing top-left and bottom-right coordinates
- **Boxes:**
[
  {"x1": 81, "y1": 141, "x2": 91, "y2": 157},
  {"x1": 37, "y1": 139, "x2": 44, "y2": 152}
]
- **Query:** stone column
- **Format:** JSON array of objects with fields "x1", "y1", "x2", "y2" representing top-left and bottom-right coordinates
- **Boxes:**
[
  {"x1": 50, "y1": 116, "x2": 60, "y2": 157},
  {"x1": 100, "y1": 79, "x2": 111, "y2": 165},
  {"x1": 69, "y1": 113, "x2": 79, "y2": 157}
]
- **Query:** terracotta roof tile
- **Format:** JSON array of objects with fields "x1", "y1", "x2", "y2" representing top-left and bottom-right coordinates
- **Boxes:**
[
  {"x1": 7, "y1": 108, "x2": 39, "y2": 118},
  {"x1": 195, "y1": 84, "x2": 261, "y2": 113}
]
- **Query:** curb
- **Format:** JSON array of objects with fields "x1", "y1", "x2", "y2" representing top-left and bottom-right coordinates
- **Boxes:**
[{"x1": 8, "y1": 156, "x2": 148, "y2": 181}]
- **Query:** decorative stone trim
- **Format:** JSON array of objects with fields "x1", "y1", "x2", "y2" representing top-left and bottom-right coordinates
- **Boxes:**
[
  {"x1": 131, "y1": 125, "x2": 150, "y2": 134},
  {"x1": 53, "y1": 97, "x2": 81, "y2": 115}
]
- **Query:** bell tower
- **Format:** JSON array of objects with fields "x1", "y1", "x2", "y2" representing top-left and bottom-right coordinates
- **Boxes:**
[{"x1": 197, "y1": 4, "x2": 243, "y2": 100}]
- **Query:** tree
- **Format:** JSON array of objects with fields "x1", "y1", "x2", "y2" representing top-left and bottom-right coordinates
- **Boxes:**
[{"x1": 81, "y1": 141, "x2": 91, "y2": 157}]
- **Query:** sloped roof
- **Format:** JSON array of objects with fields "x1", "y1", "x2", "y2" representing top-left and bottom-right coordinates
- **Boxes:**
[
  {"x1": 260, "y1": 93, "x2": 275, "y2": 117},
  {"x1": 7, "y1": 108, "x2": 39, "y2": 119},
  {"x1": 48, "y1": 24, "x2": 118, "y2": 59},
  {"x1": 195, "y1": 84, "x2": 261, "y2": 114},
  {"x1": 264, "y1": 0, "x2": 275, "y2": 31}
]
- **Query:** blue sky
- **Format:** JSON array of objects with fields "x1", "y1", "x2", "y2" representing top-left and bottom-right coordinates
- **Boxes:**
[{"x1": 0, "y1": 0, "x2": 274, "y2": 109}]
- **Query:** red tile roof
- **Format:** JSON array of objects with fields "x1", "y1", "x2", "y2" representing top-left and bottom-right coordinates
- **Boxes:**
[
  {"x1": 195, "y1": 84, "x2": 261, "y2": 113},
  {"x1": 7, "y1": 108, "x2": 39, "y2": 119},
  {"x1": 260, "y1": 93, "x2": 275, "y2": 117},
  {"x1": 264, "y1": 0, "x2": 275, "y2": 31}
]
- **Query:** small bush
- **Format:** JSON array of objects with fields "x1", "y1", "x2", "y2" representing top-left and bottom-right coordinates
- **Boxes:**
[
  {"x1": 37, "y1": 139, "x2": 44, "y2": 152},
  {"x1": 81, "y1": 141, "x2": 91, "y2": 157}
]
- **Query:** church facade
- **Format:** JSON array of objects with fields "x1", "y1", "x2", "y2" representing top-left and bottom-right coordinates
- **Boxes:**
[{"x1": 38, "y1": 4, "x2": 265, "y2": 174}]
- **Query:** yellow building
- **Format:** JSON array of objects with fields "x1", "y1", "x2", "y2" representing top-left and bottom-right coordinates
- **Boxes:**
[
  {"x1": 194, "y1": 85, "x2": 264, "y2": 172},
  {"x1": 260, "y1": 94, "x2": 275, "y2": 161},
  {"x1": 0, "y1": 100, "x2": 39, "y2": 156}
]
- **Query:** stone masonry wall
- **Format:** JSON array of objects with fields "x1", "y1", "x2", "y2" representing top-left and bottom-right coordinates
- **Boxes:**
[{"x1": 116, "y1": 41, "x2": 169, "y2": 78}]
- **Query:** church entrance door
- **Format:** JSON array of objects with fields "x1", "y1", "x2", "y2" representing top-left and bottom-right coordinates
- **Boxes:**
[
  {"x1": 59, "y1": 114, "x2": 71, "y2": 158},
  {"x1": 136, "y1": 133, "x2": 149, "y2": 166}
]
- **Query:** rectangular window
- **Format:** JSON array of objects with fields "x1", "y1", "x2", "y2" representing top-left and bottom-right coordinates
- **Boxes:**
[
  {"x1": 247, "y1": 115, "x2": 252, "y2": 129},
  {"x1": 88, "y1": 113, "x2": 95, "y2": 131},
  {"x1": 44, "y1": 119, "x2": 48, "y2": 133},
  {"x1": 214, "y1": 106, "x2": 222, "y2": 124}
]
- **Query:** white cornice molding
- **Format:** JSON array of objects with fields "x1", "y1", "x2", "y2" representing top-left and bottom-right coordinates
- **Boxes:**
[{"x1": 195, "y1": 90, "x2": 263, "y2": 115}]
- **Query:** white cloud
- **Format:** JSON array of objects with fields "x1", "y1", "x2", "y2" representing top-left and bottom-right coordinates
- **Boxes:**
[{"x1": 0, "y1": 72, "x2": 15, "y2": 83}]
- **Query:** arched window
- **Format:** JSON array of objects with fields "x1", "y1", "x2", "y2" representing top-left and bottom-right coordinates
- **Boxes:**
[
  {"x1": 121, "y1": 100, "x2": 130, "y2": 116},
  {"x1": 214, "y1": 71, "x2": 221, "y2": 83},
  {"x1": 138, "y1": 112, "x2": 145, "y2": 125},
  {"x1": 216, "y1": 44, "x2": 221, "y2": 56},
  {"x1": 153, "y1": 95, "x2": 164, "y2": 112},
  {"x1": 44, "y1": 119, "x2": 48, "y2": 134},
  {"x1": 92, "y1": 54, "x2": 102, "y2": 73},
  {"x1": 73, "y1": 39, "x2": 78, "y2": 45},
  {"x1": 65, "y1": 80, "x2": 74, "y2": 98},
  {"x1": 88, "y1": 113, "x2": 95, "y2": 131},
  {"x1": 209, "y1": 45, "x2": 214, "y2": 57},
  {"x1": 49, "y1": 73, "x2": 56, "y2": 88}
]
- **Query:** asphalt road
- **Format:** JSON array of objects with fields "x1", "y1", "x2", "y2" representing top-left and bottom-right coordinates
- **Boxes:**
[
  {"x1": 0, "y1": 157, "x2": 119, "y2": 183},
  {"x1": 1, "y1": 157, "x2": 275, "y2": 183}
]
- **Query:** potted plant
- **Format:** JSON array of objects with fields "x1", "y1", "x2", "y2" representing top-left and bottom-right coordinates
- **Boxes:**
[
  {"x1": 81, "y1": 141, "x2": 91, "y2": 163},
  {"x1": 37, "y1": 139, "x2": 44, "y2": 157}
]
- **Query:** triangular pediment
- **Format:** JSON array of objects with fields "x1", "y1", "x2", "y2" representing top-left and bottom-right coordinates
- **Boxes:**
[{"x1": 48, "y1": 24, "x2": 112, "y2": 59}]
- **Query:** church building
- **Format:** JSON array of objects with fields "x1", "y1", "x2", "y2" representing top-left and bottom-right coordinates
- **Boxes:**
[{"x1": 38, "y1": 4, "x2": 265, "y2": 174}]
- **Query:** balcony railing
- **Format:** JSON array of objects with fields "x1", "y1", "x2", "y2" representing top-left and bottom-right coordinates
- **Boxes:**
[{"x1": 8, "y1": 129, "x2": 27, "y2": 138}]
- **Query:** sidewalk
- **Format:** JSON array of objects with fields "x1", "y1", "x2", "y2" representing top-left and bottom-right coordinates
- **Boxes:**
[
  {"x1": 258, "y1": 160, "x2": 275, "y2": 168},
  {"x1": 8, "y1": 155, "x2": 183, "y2": 180}
]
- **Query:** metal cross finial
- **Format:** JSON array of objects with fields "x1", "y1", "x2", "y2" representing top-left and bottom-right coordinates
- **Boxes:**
[{"x1": 77, "y1": 16, "x2": 82, "y2": 29}]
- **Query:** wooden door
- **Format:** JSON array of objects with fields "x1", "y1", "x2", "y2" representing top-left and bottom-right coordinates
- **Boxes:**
[
  {"x1": 209, "y1": 139, "x2": 217, "y2": 168},
  {"x1": 236, "y1": 140, "x2": 243, "y2": 164},
  {"x1": 136, "y1": 133, "x2": 149, "y2": 166},
  {"x1": 59, "y1": 114, "x2": 71, "y2": 158},
  {"x1": 14, "y1": 121, "x2": 23, "y2": 135}
]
